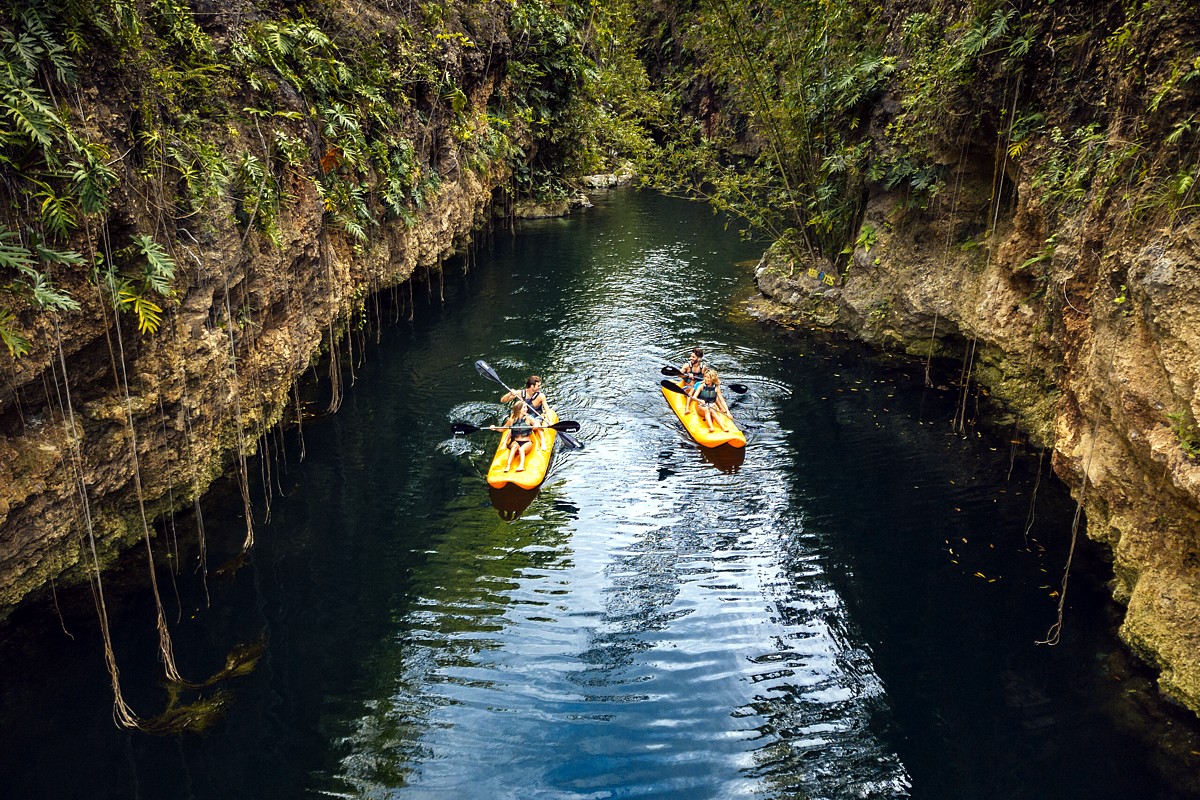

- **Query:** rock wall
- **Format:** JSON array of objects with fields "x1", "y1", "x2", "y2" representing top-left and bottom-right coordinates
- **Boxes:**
[
  {"x1": 0, "y1": 1, "x2": 521, "y2": 616},
  {"x1": 754, "y1": 144, "x2": 1200, "y2": 715},
  {"x1": 0, "y1": 158, "x2": 505, "y2": 614}
]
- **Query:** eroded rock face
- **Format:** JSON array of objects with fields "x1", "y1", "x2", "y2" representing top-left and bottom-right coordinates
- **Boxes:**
[
  {"x1": 753, "y1": 154, "x2": 1200, "y2": 716},
  {"x1": 0, "y1": 165, "x2": 506, "y2": 613},
  {"x1": 0, "y1": 2, "x2": 520, "y2": 618}
]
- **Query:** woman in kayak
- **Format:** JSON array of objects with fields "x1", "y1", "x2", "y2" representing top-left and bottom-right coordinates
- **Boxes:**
[
  {"x1": 686, "y1": 368, "x2": 731, "y2": 433},
  {"x1": 501, "y1": 375, "x2": 553, "y2": 450},
  {"x1": 494, "y1": 400, "x2": 541, "y2": 472},
  {"x1": 678, "y1": 348, "x2": 705, "y2": 392}
]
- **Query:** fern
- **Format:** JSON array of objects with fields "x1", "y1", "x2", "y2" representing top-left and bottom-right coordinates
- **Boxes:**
[
  {"x1": 0, "y1": 231, "x2": 36, "y2": 272},
  {"x1": 69, "y1": 143, "x2": 119, "y2": 215},
  {"x1": 20, "y1": 8, "x2": 77, "y2": 83},
  {"x1": 2, "y1": 86, "x2": 61, "y2": 149},
  {"x1": 35, "y1": 184, "x2": 77, "y2": 239},
  {"x1": 32, "y1": 238, "x2": 85, "y2": 268},
  {"x1": 0, "y1": 308, "x2": 31, "y2": 357},
  {"x1": 118, "y1": 288, "x2": 164, "y2": 334},
  {"x1": 25, "y1": 269, "x2": 80, "y2": 311},
  {"x1": 131, "y1": 235, "x2": 176, "y2": 296}
]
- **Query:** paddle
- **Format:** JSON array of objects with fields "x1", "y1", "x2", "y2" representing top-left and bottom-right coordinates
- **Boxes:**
[
  {"x1": 660, "y1": 365, "x2": 749, "y2": 394},
  {"x1": 451, "y1": 420, "x2": 581, "y2": 436},
  {"x1": 474, "y1": 359, "x2": 584, "y2": 449}
]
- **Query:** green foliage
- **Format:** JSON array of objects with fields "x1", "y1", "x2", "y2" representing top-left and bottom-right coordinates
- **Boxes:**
[
  {"x1": 1029, "y1": 124, "x2": 1112, "y2": 223},
  {"x1": 232, "y1": 151, "x2": 281, "y2": 245},
  {"x1": 97, "y1": 234, "x2": 177, "y2": 335},
  {"x1": 842, "y1": 224, "x2": 877, "y2": 256},
  {"x1": 1167, "y1": 411, "x2": 1200, "y2": 460},
  {"x1": 503, "y1": 0, "x2": 593, "y2": 199},
  {"x1": 885, "y1": 5, "x2": 1034, "y2": 188},
  {"x1": 0, "y1": 2, "x2": 123, "y2": 356},
  {"x1": 1019, "y1": 236, "x2": 1057, "y2": 271},
  {"x1": 0, "y1": 226, "x2": 83, "y2": 354},
  {"x1": 0, "y1": 307, "x2": 29, "y2": 356},
  {"x1": 637, "y1": 0, "x2": 894, "y2": 259}
]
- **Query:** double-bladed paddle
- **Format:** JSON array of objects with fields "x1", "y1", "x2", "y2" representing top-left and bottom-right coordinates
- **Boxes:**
[
  {"x1": 660, "y1": 379, "x2": 741, "y2": 423},
  {"x1": 451, "y1": 420, "x2": 581, "y2": 436},
  {"x1": 474, "y1": 359, "x2": 584, "y2": 449},
  {"x1": 660, "y1": 365, "x2": 749, "y2": 394},
  {"x1": 661, "y1": 379, "x2": 759, "y2": 429}
]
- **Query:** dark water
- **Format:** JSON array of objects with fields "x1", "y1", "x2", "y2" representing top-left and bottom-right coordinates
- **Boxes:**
[{"x1": 2, "y1": 190, "x2": 1198, "y2": 799}]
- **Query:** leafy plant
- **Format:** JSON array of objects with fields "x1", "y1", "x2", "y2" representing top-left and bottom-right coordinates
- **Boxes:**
[
  {"x1": 0, "y1": 308, "x2": 30, "y2": 356},
  {"x1": 98, "y1": 235, "x2": 178, "y2": 335},
  {"x1": 1167, "y1": 411, "x2": 1200, "y2": 460}
]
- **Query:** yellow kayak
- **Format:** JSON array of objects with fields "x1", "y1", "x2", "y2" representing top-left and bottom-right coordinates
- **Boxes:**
[
  {"x1": 662, "y1": 380, "x2": 746, "y2": 448},
  {"x1": 486, "y1": 407, "x2": 558, "y2": 489}
]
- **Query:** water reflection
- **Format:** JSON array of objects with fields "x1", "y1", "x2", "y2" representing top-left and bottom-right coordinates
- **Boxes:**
[
  {"x1": 489, "y1": 483, "x2": 540, "y2": 520},
  {"x1": 698, "y1": 442, "x2": 746, "y2": 473},
  {"x1": 306, "y1": 192, "x2": 911, "y2": 798}
]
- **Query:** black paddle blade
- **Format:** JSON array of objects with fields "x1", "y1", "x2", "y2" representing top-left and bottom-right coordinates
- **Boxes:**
[
  {"x1": 474, "y1": 359, "x2": 503, "y2": 385},
  {"x1": 451, "y1": 421, "x2": 481, "y2": 436},
  {"x1": 661, "y1": 379, "x2": 689, "y2": 395},
  {"x1": 726, "y1": 383, "x2": 749, "y2": 394},
  {"x1": 661, "y1": 365, "x2": 683, "y2": 378},
  {"x1": 557, "y1": 430, "x2": 584, "y2": 449},
  {"x1": 551, "y1": 420, "x2": 581, "y2": 433}
]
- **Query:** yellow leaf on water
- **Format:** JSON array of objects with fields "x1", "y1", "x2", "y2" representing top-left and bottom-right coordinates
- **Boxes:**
[
  {"x1": 1049, "y1": 591, "x2": 1060, "y2": 597},
  {"x1": 974, "y1": 571, "x2": 986, "y2": 578}
]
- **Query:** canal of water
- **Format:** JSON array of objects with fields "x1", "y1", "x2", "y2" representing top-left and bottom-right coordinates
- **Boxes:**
[{"x1": 1, "y1": 189, "x2": 1198, "y2": 799}]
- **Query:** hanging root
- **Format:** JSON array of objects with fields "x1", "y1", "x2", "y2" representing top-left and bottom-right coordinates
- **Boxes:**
[{"x1": 1038, "y1": 277, "x2": 1118, "y2": 646}]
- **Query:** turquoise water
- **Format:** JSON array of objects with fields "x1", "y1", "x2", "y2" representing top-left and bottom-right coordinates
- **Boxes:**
[{"x1": 0, "y1": 190, "x2": 1197, "y2": 799}]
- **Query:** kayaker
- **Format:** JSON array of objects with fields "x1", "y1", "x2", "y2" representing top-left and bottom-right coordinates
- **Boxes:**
[
  {"x1": 501, "y1": 375, "x2": 553, "y2": 450},
  {"x1": 679, "y1": 348, "x2": 705, "y2": 391},
  {"x1": 493, "y1": 400, "x2": 540, "y2": 472},
  {"x1": 686, "y1": 368, "x2": 731, "y2": 433}
]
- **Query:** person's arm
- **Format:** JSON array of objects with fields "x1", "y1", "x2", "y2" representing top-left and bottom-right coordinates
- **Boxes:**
[
  {"x1": 501, "y1": 389, "x2": 517, "y2": 403},
  {"x1": 717, "y1": 388, "x2": 729, "y2": 414}
]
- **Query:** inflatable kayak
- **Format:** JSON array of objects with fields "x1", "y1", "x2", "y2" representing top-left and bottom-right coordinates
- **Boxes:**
[
  {"x1": 486, "y1": 407, "x2": 559, "y2": 489},
  {"x1": 661, "y1": 380, "x2": 746, "y2": 448}
]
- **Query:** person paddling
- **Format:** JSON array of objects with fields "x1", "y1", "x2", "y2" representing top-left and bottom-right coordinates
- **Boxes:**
[
  {"x1": 686, "y1": 368, "x2": 731, "y2": 433},
  {"x1": 679, "y1": 348, "x2": 705, "y2": 392},
  {"x1": 501, "y1": 375, "x2": 553, "y2": 451},
  {"x1": 490, "y1": 400, "x2": 542, "y2": 472}
]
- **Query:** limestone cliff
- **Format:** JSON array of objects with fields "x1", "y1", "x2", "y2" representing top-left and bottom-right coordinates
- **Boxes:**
[
  {"x1": 0, "y1": 0, "x2": 573, "y2": 616},
  {"x1": 750, "y1": 4, "x2": 1200, "y2": 715}
]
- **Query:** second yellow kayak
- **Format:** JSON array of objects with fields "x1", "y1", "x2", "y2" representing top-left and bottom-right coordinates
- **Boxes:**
[{"x1": 661, "y1": 381, "x2": 746, "y2": 448}]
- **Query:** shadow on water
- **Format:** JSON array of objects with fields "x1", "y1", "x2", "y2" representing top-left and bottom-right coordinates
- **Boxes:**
[
  {"x1": 698, "y1": 442, "x2": 746, "y2": 473},
  {"x1": 489, "y1": 483, "x2": 541, "y2": 519}
]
